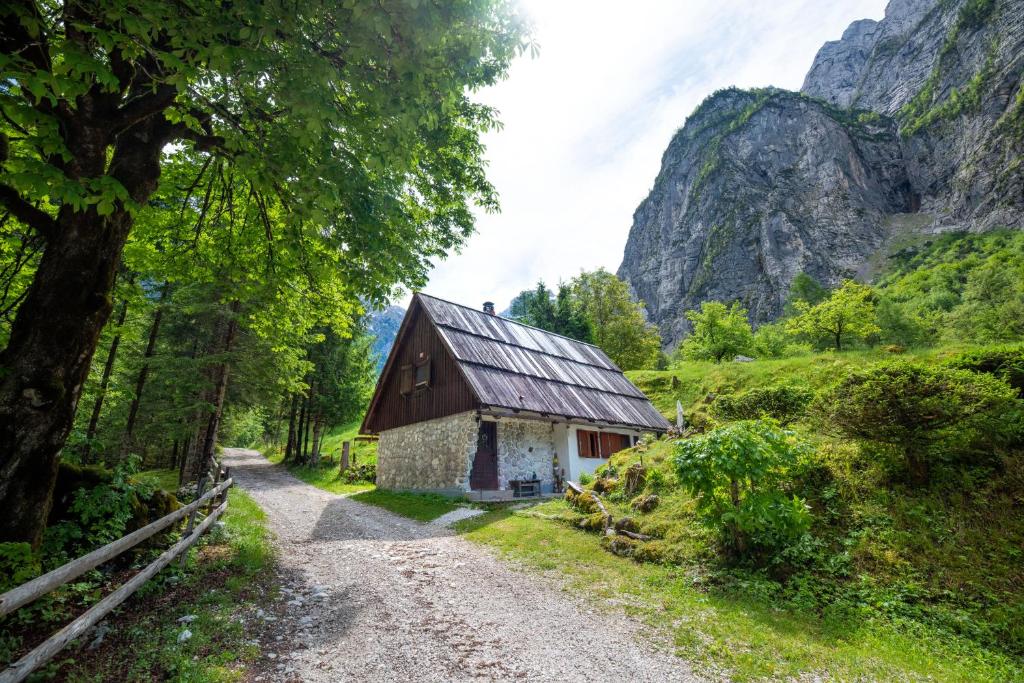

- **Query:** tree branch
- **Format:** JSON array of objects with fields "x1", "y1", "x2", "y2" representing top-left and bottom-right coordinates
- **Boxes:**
[
  {"x1": 110, "y1": 84, "x2": 179, "y2": 135},
  {"x1": 0, "y1": 184, "x2": 56, "y2": 240}
]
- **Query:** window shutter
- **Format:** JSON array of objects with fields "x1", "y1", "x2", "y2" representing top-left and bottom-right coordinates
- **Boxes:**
[
  {"x1": 414, "y1": 357, "x2": 431, "y2": 388},
  {"x1": 577, "y1": 430, "x2": 591, "y2": 457},
  {"x1": 599, "y1": 432, "x2": 612, "y2": 458},
  {"x1": 399, "y1": 365, "x2": 413, "y2": 395}
]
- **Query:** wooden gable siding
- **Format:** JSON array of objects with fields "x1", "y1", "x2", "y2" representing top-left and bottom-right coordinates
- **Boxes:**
[{"x1": 363, "y1": 304, "x2": 477, "y2": 433}]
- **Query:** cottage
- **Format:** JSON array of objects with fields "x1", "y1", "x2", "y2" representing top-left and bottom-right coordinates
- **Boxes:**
[{"x1": 360, "y1": 294, "x2": 671, "y2": 498}]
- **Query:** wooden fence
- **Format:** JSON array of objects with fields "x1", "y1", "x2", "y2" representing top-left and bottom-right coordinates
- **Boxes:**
[{"x1": 0, "y1": 470, "x2": 234, "y2": 683}]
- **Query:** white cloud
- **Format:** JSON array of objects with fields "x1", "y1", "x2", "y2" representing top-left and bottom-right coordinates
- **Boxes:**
[{"x1": 410, "y1": 0, "x2": 888, "y2": 311}]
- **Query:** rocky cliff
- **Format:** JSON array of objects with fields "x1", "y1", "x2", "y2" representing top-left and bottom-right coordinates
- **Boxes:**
[{"x1": 619, "y1": 0, "x2": 1024, "y2": 347}]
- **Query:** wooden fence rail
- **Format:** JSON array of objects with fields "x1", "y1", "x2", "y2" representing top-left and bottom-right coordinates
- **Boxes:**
[{"x1": 0, "y1": 474, "x2": 233, "y2": 683}]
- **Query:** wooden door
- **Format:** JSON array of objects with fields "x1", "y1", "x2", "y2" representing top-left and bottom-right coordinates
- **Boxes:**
[{"x1": 469, "y1": 421, "x2": 498, "y2": 490}]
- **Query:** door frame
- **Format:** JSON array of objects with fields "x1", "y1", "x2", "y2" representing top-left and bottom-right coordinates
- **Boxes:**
[{"x1": 469, "y1": 420, "x2": 499, "y2": 490}]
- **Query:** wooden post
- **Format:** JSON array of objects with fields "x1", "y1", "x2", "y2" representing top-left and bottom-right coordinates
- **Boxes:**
[
  {"x1": 340, "y1": 441, "x2": 350, "y2": 472},
  {"x1": 206, "y1": 468, "x2": 222, "y2": 515},
  {"x1": 179, "y1": 477, "x2": 208, "y2": 568}
]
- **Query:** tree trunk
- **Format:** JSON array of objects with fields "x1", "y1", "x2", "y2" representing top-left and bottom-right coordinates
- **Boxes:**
[
  {"x1": 310, "y1": 413, "x2": 323, "y2": 466},
  {"x1": 285, "y1": 394, "x2": 298, "y2": 461},
  {"x1": 294, "y1": 396, "x2": 307, "y2": 462},
  {"x1": 82, "y1": 287, "x2": 132, "y2": 462},
  {"x1": 123, "y1": 282, "x2": 169, "y2": 445},
  {"x1": 188, "y1": 301, "x2": 240, "y2": 485},
  {"x1": 0, "y1": 108, "x2": 175, "y2": 546},
  {"x1": 834, "y1": 331, "x2": 842, "y2": 352},
  {"x1": 0, "y1": 208, "x2": 135, "y2": 546}
]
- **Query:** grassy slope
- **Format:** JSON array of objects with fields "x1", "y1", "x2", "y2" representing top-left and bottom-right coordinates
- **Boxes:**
[
  {"x1": 628, "y1": 345, "x2": 973, "y2": 425},
  {"x1": 502, "y1": 346, "x2": 1022, "y2": 680},
  {"x1": 264, "y1": 419, "x2": 377, "y2": 495},
  {"x1": 457, "y1": 502, "x2": 1018, "y2": 681},
  {"x1": 57, "y1": 473, "x2": 275, "y2": 681}
]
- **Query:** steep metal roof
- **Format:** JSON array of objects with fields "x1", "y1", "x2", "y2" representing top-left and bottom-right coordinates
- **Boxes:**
[{"x1": 417, "y1": 293, "x2": 671, "y2": 432}]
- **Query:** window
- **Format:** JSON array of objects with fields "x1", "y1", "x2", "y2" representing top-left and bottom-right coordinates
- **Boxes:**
[
  {"x1": 576, "y1": 429, "x2": 631, "y2": 458},
  {"x1": 414, "y1": 357, "x2": 431, "y2": 389},
  {"x1": 399, "y1": 364, "x2": 413, "y2": 395}
]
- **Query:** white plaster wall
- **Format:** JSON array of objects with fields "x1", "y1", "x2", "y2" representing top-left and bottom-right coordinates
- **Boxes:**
[{"x1": 563, "y1": 424, "x2": 641, "y2": 482}]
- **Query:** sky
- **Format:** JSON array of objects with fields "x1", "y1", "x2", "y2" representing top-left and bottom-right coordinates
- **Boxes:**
[{"x1": 409, "y1": 0, "x2": 889, "y2": 312}]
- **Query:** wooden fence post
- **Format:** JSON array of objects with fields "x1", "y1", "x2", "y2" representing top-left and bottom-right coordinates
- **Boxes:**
[
  {"x1": 180, "y1": 477, "x2": 208, "y2": 568},
  {"x1": 341, "y1": 441, "x2": 350, "y2": 472}
]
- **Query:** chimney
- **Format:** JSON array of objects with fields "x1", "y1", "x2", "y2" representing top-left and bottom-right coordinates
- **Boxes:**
[{"x1": 483, "y1": 301, "x2": 495, "y2": 315}]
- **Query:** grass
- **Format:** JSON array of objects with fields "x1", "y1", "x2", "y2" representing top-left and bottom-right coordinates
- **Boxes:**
[
  {"x1": 349, "y1": 489, "x2": 465, "y2": 522},
  {"x1": 264, "y1": 419, "x2": 377, "y2": 495},
  {"x1": 455, "y1": 501, "x2": 1022, "y2": 681},
  {"x1": 52, "y1": 477, "x2": 275, "y2": 682},
  {"x1": 135, "y1": 467, "x2": 181, "y2": 492},
  {"x1": 628, "y1": 345, "x2": 976, "y2": 423},
  {"x1": 316, "y1": 420, "x2": 378, "y2": 465}
]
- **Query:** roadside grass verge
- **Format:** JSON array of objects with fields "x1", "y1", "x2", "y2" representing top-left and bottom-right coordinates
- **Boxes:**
[
  {"x1": 262, "y1": 419, "x2": 377, "y2": 495},
  {"x1": 349, "y1": 489, "x2": 464, "y2": 522},
  {"x1": 454, "y1": 501, "x2": 1021, "y2": 682},
  {"x1": 52, "y1": 481, "x2": 275, "y2": 681},
  {"x1": 274, "y1": 459, "x2": 375, "y2": 495}
]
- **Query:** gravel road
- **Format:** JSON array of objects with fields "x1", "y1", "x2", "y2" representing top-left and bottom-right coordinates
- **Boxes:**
[{"x1": 224, "y1": 447, "x2": 701, "y2": 682}]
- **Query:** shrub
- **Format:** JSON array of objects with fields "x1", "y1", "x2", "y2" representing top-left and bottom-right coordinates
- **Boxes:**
[
  {"x1": 815, "y1": 360, "x2": 1019, "y2": 485},
  {"x1": 674, "y1": 420, "x2": 812, "y2": 561},
  {"x1": 712, "y1": 385, "x2": 814, "y2": 424},
  {"x1": 341, "y1": 462, "x2": 376, "y2": 483},
  {"x1": 946, "y1": 345, "x2": 1024, "y2": 396},
  {"x1": 41, "y1": 458, "x2": 179, "y2": 568}
]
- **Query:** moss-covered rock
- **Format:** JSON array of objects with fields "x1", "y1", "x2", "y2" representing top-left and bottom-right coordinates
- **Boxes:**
[
  {"x1": 631, "y1": 493, "x2": 660, "y2": 513},
  {"x1": 578, "y1": 512, "x2": 608, "y2": 532},
  {"x1": 601, "y1": 535, "x2": 637, "y2": 558},
  {"x1": 614, "y1": 516, "x2": 640, "y2": 534}
]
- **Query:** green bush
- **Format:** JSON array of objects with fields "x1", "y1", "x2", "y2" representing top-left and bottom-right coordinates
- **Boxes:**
[
  {"x1": 946, "y1": 345, "x2": 1024, "y2": 396},
  {"x1": 674, "y1": 420, "x2": 812, "y2": 561},
  {"x1": 340, "y1": 462, "x2": 376, "y2": 484},
  {"x1": 41, "y1": 458, "x2": 177, "y2": 568},
  {"x1": 815, "y1": 360, "x2": 1019, "y2": 485},
  {"x1": 712, "y1": 384, "x2": 814, "y2": 424}
]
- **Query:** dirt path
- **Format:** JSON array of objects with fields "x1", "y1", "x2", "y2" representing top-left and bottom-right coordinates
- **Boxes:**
[{"x1": 225, "y1": 448, "x2": 702, "y2": 682}]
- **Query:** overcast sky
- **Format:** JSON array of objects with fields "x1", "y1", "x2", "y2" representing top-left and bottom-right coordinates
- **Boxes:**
[{"x1": 409, "y1": 0, "x2": 888, "y2": 312}]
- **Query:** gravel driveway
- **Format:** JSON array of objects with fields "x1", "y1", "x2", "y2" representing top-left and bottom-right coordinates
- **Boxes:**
[{"x1": 224, "y1": 448, "x2": 701, "y2": 682}]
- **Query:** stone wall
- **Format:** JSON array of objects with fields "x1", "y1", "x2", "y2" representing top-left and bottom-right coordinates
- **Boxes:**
[
  {"x1": 376, "y1": 411, "x2": 478, "y2": 493},
  {"x1": 496, "y1": 419, "x2": 557, "y2": 491}
]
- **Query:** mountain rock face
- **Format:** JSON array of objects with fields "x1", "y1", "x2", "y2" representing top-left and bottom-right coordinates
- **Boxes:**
[{"x1": 619, "y1": 0, "x2": 1024, "y2": 347}]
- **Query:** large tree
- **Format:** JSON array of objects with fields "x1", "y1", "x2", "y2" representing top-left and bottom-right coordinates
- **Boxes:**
[
  {"x1": 679, "y1": 301, "x2": 754, "y2": 364},
  {"x1": 786, "y1": 280, "x2": 880, "y2": 351},
  {"x1": 0, "y1": 0, "x2": 527, "y2": 546},
  {"x1": 571, "y1": 269, "x2": 660, "y2": 371}
]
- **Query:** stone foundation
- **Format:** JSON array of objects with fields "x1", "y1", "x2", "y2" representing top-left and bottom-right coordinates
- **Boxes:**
[
  {"x1": 376, "y1": 412, "x2": 478, "y2": 493},
  {"x1": 377, "y1": 414, "x2": 563, "y2": 494}
]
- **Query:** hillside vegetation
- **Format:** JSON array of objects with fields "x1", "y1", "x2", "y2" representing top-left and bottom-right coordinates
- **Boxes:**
[{"x1": 535, "y1": 340, "x2": 1024, "y2": 679}]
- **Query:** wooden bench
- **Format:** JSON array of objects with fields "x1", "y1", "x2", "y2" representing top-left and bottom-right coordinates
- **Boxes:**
[{"x1": 510, "y1": 478, "x2": 541, "y2": 498}]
